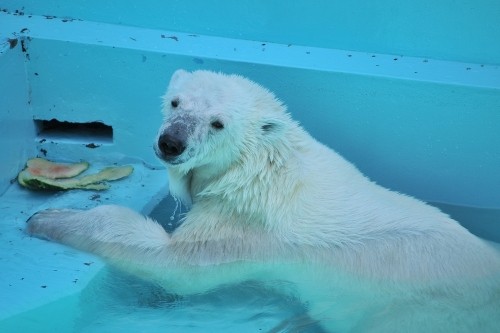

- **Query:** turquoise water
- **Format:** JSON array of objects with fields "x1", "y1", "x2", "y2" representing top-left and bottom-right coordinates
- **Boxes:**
[
  {"x1": 1, "y1": 199, "x2": 498, "y2": 332},
  {"x1": 0, "y1": 268, "x2": 326, "y2": 333}
]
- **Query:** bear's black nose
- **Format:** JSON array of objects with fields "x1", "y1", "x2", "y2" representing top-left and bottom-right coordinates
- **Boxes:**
[{"x1": 158, "y1": 133, "x2": 186, "y2": 157}]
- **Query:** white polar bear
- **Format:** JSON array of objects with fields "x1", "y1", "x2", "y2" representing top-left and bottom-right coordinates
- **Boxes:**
[{"x1": 28, "y1": 70, "x2": 500, "y2": 332}]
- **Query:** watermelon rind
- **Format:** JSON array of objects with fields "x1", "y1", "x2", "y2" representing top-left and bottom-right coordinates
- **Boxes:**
[
  {"x1": 26, "y1": 158, "x2": 89, "y2": 179},
  {"x1": 17, "y1": 160, "x2": 134, "y2": 191}
]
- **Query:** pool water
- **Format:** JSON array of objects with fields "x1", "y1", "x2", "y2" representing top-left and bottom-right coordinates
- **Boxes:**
[
  {"x1": 2, "y1": 180, "x2": 498, "y2": 333},
  {"x1": 1, "y1": 268, "x2": 328, "y2": 333}
]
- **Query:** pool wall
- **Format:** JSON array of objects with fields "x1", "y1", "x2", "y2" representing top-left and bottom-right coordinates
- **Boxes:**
[
  {"x1": 1, "y1": 1, "x2": 499, "y2": 208},
  {"x1": 1, "y1": 1, "x2": 500, "y2": 326}
]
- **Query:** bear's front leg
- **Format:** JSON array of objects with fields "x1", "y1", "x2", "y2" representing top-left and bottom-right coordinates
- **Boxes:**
[{"x1": 27, "y1": 205, "x2": 171, "y2": 264}]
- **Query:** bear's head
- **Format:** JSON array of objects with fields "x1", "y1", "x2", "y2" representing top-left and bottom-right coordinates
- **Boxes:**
[{"x1": 155, "y1": 70, "x2": 294, "y2": 207}]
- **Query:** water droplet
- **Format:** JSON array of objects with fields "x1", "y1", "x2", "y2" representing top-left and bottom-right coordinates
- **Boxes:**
[{"x1": 170, "y1": 195, "x2": 180, "y2": 221}]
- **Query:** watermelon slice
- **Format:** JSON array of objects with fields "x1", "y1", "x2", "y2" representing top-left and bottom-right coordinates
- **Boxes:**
[
  {"x1": 26, "y1": 158, "x2": 89, "y2": 179},
  {"x1": 18, "y1": 158, "x2": 134, "y2": 191}
]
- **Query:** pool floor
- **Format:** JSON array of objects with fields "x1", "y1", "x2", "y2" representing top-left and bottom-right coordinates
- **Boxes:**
[{"x1": 0, "y1": 159, "x2": 165, "y2": 323}]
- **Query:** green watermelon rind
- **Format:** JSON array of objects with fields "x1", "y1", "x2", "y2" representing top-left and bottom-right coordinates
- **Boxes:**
[{"x1": 17, "y1": 163, "x2": 134, "y2": 191}]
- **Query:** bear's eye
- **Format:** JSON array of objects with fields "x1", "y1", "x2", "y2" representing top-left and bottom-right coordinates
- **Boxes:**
[
  {"x1": 211, "y1": 120, "x2": 224, "y2": 130},
  {"x1": 171, "y1": 98, "x2": 180, "y2": 108}
]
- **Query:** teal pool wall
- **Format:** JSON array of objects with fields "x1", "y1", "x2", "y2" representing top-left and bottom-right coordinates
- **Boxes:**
[{"x1": 1, "y1": 1, "x2": 499, "y2": 208}]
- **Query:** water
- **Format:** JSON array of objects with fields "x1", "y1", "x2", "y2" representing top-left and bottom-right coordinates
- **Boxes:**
[
  {"x1": 82, "y1": 269, "x2": 331, "y2": 333},
  {"x1": 431, "y1": 202, "x2": 500, "y2": 242},
  {"x1": 1, "y1": 267, "x2": 327, "y2": 333},
  {"x1": 1, "y1": 193, "x2": 498, "y2": 332},
  {"x1": 148, "y1": 194, "x2": 186, "y2": 232}
]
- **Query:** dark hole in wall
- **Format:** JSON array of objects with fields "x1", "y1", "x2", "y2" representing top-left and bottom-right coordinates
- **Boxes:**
[{"x1": 34, "y1": 119, "x2": 113, "y2": 143}]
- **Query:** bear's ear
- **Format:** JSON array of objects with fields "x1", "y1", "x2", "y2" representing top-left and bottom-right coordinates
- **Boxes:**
[
  {"x1": 170, "y1": 69, "x2": 190, "y2": 86},
  {"x1": 260, "y1": 117, "x2": 286, "y2": 138}
]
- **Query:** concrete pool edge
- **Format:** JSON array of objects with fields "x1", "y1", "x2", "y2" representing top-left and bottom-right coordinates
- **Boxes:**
[{"x1": 2, "y1": 11, "x2": 499, "y2": 90}]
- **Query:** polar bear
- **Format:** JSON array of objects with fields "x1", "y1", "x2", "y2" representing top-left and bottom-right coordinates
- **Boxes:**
[{"x1": 28, "y1": 70, "x2": 500, "y2": 332}]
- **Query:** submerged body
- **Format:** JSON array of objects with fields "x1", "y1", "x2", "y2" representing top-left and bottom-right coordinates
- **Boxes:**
[{"x1": 28, "y1": 70, "x2": 500, "y2": 332}]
